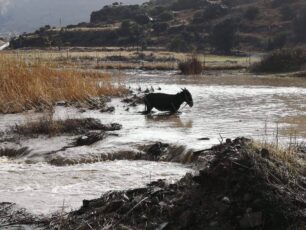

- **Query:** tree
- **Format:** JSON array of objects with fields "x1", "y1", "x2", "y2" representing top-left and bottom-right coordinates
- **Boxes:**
[{"x1": 210, "y1": 19, "x2": 238, "y2": 53}]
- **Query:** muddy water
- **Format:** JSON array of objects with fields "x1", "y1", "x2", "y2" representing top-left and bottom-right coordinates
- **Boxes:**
[
  {"x1": 1, "y1": 70, "x2": 306, "y2": 215},
  {"x1": 81, "y1": 70, "x2": 306, "y2": 149},
  {"x1": 0, "y1": 160, "x2": 192, "y2": 215}
]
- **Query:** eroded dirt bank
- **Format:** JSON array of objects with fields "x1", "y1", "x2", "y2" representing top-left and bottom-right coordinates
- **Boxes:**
[{"x1": 2, "y1": 138, "x2": 304, "y2": 229}]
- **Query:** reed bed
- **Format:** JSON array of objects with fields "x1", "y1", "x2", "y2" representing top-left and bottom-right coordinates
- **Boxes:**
[
  {"x1": 0, "y1": 55, "x2": 127, "y2": 113},
  {"x1": 178, "y1": 56, "x2": 203, "y2": 75}
]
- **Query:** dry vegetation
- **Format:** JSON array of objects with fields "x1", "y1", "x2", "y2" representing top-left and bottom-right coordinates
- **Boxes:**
[
  {"x1": 12, "y1": 116, "x2": 122, "y2": 136},
  {"x1": 0, "y1": 147, "x2": 30, "y2": 158},
  {"x1": 3, "y1": 49, "x2": 253, "y2": 71},
  {"x1": 179, "y1": 56, "x2": 203, "y2": 75},
  {"x1": 251, "y1": 48, "x2": 306, "y2": 73},
  {"x1": 0, "y1": 54, "x2": 127, "y2": 113}
]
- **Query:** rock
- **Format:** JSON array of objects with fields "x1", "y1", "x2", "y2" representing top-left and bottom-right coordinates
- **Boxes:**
[
  {"x1": 79, "y1": 109, "x2": 86, "y2": 113},
  {"x1": 100, "y1": 106, "x2": 115, "y2": 113},
  {"x1": 147, "y1": 142, "x2": 169, "y2": 157},
  {"x1": 239, "y1": 212, "x2": 262, "y2": 229},
  {"x1": 75, "y1": 132, "x2": 105, "y2": 146},
  {"x1": 222, "y1": 196, "x2": 230, "y2": 204},
  {"x1": 56, "y1": 101, "x2": 68, "y2": 106},
  {"x1": 104, "y1": 123, "x2": 122, "y2": 131}
]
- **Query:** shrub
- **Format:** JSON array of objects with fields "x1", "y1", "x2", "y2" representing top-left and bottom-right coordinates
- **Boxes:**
[
  {"x1": 159, "y1": 11, "x2": 174, "y2": 22},
  {"x1": 152, "y1": 22, "x2": 169, "y2": 34},
  {"x1": 178, "y1": 56, "x2": 203, "y2": 75},
  {"x1": 244, "y1": 7, "x2": 259, "y2": 20},
  {"x1": 251, "y1": 48, "x2": 306, "y2": 73},
  {"x1": 135, "y1": 14, "x2": 151, "y2": 25},
  {"x1": 192, "y1": 5, "x2": 228, "y2": 23}
]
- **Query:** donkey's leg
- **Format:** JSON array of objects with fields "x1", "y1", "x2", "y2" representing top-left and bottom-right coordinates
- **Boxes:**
[
  {"x1": 145, "y1": 104, "x2": 153, "y2": 114},
  {"x1": 144, "y1": 99, "x2": 153, "y2": 114}
]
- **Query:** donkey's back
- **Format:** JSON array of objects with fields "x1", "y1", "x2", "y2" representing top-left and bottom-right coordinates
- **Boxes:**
[
  {"x1": 144, "y1": 88, "x2": 193, "y2": 114},
  {"x1": 144, "y1": 93, "x2": 182, "y2": 113}
]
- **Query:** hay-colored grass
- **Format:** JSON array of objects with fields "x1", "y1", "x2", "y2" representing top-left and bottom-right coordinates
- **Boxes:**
[{"x1": 0, "y1": 55, "x2": 127, "y2": 113}]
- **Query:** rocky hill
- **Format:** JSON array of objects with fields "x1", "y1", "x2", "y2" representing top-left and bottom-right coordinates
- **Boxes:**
[{"x1": 10, "y1": 0, "x2": 306, "y2": 52}]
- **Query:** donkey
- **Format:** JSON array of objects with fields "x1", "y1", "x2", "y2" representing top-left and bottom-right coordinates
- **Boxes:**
[{"x1": 144, "y1": 88, "x2": 193, "y2": 114}]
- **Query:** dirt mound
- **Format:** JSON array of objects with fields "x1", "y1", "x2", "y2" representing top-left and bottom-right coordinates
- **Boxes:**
[{"x1": 52, "y1": 138, "x2": 305, "y2": 230}]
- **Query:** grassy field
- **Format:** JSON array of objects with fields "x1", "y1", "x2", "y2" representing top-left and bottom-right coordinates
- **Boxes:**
[{"x1": 2, "y1": 49, "x2": 257, "y2": 70}]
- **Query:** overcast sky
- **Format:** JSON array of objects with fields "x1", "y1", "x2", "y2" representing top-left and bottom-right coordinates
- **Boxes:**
[{"x1": 0, "y1": 0, "x2": 147, "y2": 35}]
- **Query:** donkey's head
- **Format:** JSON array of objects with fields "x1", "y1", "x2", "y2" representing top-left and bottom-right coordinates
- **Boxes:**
[{"x1": 181, "y1": 88, "x2": 193, "y2": 107}]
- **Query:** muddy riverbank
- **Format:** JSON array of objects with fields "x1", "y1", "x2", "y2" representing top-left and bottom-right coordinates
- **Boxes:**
[{"x1": 1, "y1": 137, "x2": 304, "y2": 229}]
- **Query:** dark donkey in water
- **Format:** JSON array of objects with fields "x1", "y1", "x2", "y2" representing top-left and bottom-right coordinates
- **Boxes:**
[{"x1": 144, "y1": 88, "x2": 193, "y2": 114}]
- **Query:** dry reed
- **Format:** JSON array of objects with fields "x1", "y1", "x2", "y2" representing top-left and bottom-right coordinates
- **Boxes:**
[
  {"x1": 178, "y1": 56, "x2": 203, "y2": 75},
  {"x1": 0, "y1": 55, "x2": 127, "y2": 113}
]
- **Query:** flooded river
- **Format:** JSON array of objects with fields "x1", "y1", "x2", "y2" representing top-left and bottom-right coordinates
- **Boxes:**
[{"x1": 1, "y1": 70, "x2": 306, "y2": 215}]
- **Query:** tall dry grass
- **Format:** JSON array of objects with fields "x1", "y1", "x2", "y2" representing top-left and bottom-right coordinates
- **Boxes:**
[
  {"x1": 0, "y1": 55, "x2": 127, "y2": 113},
  {"x1": 178, "y1": 56, "x2": 203, "y2": 75}
]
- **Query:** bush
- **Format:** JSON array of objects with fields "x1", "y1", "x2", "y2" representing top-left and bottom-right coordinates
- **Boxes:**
[
  {"x1": 159, "y1": 11, "x2": 174, "y2": 22},
  {"x1": 192, "y1": 5, "x2": 228, "y2": 23},
  {"x1": 152, "y1": 22, "x2": 169, "y2": 34},
  {"x1": 178, "y1": 56, "x2": 203, "y2": 75},
  {"x1": 251, "y1": 48, "x2": 306, "y2": 73},
  {"x1": 135, "y1": 14, "x2": 151, "y2": 25},
  {"x1": 244, "y1": 7, "x2": 259, "y2": 20}
]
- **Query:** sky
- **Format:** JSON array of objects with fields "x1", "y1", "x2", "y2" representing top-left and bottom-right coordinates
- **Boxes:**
[{"x1": 0, "y1": 0, "x2": 147, "y2": 36}]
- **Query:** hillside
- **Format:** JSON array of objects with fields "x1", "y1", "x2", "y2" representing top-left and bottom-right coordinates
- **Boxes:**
[
  {"x1": 10, "y1": 0, "x2": 306, "y2": 52},
  {"x1": 0, "y1": 0, "x2": 146, "y2": 36}
]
